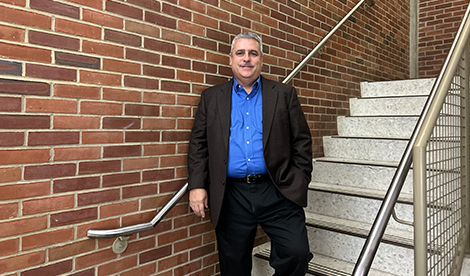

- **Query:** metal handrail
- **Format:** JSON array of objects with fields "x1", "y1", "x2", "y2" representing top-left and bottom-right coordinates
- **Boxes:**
[
  {"x1": 87, "y1": 183, "x2": 188, "y2": 238},
  {"x1": 87, "y1": 0, "x2": 373, "y2": 241},
  {"x1": 353, "y1": 3, "x2": 470, "y2": 275},
  {"x1": 283, "y1": 0, "x2": 374, "y2": 84}
]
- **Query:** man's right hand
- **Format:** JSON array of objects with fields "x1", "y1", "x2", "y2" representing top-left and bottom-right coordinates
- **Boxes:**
[{"x1": 189, "y1": 188, "x2": 208, "y2": 218}]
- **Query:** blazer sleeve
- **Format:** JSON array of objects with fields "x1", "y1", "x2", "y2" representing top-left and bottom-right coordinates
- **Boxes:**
[{"x1": 187, "y1": 91, "x2": 209, "y2": 191}]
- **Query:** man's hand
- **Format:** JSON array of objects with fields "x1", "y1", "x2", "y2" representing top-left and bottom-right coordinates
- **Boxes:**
[{"x1": 189, "y1": 188, "x2": 208, "y2": 218}]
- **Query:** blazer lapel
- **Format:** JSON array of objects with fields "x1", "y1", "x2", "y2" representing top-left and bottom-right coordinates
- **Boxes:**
[
  {"x1": 217, "y1": 80, "x2": 233, "y2": 151},
  {"x1": 261, "y1": 77, "x2": 279, "y2": 148}
]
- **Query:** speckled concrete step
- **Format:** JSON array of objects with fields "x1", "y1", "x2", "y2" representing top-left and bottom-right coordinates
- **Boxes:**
[
  {"x1": 337, "y1": 116, "x2": 419, "y2": 139},
  {"x1": 349, "y1": 96, "x2": 428, "y2": 116},
  {"x1": 360, "y1": 78, "x2": 435, "y2": 98}
]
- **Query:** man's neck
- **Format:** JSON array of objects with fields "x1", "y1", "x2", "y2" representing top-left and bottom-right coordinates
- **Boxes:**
[{"x1": 235, "y1": 77, "x2": 258, "y2": 94}]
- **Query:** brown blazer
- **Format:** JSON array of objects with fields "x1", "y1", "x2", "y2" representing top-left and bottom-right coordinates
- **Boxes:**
[{"x1": 187, "y1": 76, "x2": 312, "y2": 227}]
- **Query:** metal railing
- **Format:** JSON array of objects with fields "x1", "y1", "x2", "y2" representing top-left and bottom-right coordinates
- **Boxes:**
[
  {"x1": 353, "y1": 3, "x2": 470, "y2": 275},
  {"x1": 413, "y1": 3, "x2": 470, "y2": 275},
  {"x1": 86, "y1": 0, "x2": 374, "y2": 252}
]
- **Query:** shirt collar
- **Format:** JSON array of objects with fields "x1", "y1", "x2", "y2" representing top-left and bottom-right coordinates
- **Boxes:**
[{"x1": 233, "y1": 77, "x2": 262, "y2": 96}]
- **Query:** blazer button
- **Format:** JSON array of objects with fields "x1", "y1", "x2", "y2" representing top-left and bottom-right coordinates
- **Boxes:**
[{"x1": 221, "y1": 180, "x2": 225, "y2": 185}]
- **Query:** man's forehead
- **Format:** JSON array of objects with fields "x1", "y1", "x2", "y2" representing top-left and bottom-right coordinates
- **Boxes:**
[{"x1": 233, "y1": 38, "x2": 260, "y2": 51}]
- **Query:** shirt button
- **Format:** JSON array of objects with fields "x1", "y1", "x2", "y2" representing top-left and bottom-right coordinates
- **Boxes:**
[
  {"x1": 246, "y1": 112, "x2": 249, "y2": 115},
  {"x1": 247, "y1": 141, "x2": 250, "y2": 144},
  {"x1": 248, "y1": 159, "x2": 251, "y2": 161},
  {"x1": 246, "y1": 126, "x2": 249, "y2": 129}
]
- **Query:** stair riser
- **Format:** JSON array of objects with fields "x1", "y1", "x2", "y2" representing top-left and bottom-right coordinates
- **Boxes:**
[
  {"x1": 337, "y1": 116, "x2": 418, "y2": 139},
  {"x1": 312, "y1": 161, "x2": 414, "y2": 194},
  {"x1": 350, "y1": 97, "x2": 428, "y2": 116},
  {"x1": 306, "y1": 191, "x2": 414, "y2": 231},
  {"x1": 307, "y1": 228, "x2": 414, "y2": 276},
  {"x1": 323, "y1": 137, "x2": 408, "y2": 162},
  {"x1": 360, "y1": 78, "x2": 435, "y2": 98}
]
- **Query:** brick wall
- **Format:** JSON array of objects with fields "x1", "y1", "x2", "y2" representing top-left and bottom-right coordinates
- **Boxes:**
[
  {"x1": 418, "y1": 0, "x2": 468, "y2": 77},
  {"x1": 0, "y1": 0, "x2": 410, "y2": 275}
]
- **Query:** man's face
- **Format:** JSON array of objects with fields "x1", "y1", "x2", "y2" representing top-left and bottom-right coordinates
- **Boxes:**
[{"x1": 230, "y1": 38, "x2": 263, "y2": 85}]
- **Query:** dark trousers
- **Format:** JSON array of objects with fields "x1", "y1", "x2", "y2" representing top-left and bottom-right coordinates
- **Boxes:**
[{"x1": 216, "y1": 178, "x2": 312, "y2": 276}]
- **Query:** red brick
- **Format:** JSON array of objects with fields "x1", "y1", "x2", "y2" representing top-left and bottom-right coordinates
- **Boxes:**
[
  {"x1": 0, "y1": 238, "x2": 18, "y2": 257},
  {"x1": 53, "y1": 176, "x2": 100, "y2": 193},
  {"x1": 28, "y1": 131, "x2": 79, "y2": 146},
  {"x1": 178, "y1": 21, "x2": 205, "y2": 36},
  {"x1": 75, "y1": 248, "x2": 117, "y2": 270},
  {"x1": 55, "y1": 52, "x2": 100, "y2": 69},
  {"x1": 106, "y1": 0, "x2": 143, "y2": 20},
  {"x1": 50, "y1": 207, "x2": 98, "y2": 227},
  {"x1": 82, "y1": 40, "x2": 124, "y2": 58},
  {"x1": 0, "y1": 180, "x2": 49, "y2": 200},
  {"x1": 69, "y1": 268, "x2": 95, "y2": 276},
  {"x1": 54, "y1": 146, "x2": 101, "y2": 161},
  {"x1": 97, "y1": 255, "x2": 137, "y2": 276},
  {"x1": 0, "y1": 202, "x2": 17, "y2": 220},
  {"x1": 125, "y1": 20, "x2": 160, "y2": 38},
  {"x1": 31, "y1": 0, "x2": 79, "y2": 18},
  {"x1": 161, "y1": 29, "x2": 191, "y2": 44},
  {"x1": 0, "y1": 115, "x2": 50, "y2": 129},
  {"x1": 161, "y1": 80, "x2": 191, "y2": 93},
  {"x1": 79, "y1": 160, "x2": 121, "y2": 175},
  {"x1": 22, "y1": 228, "x2": 74, "y2": 251},
  {"x1": 26, "y1": 98, "x2": 77, "y2": 114},
  {"x1": 22, "y1": 259, "x2": 73, "y2": 276},
  {"x1": 102, "y1": 88, "x2": 141, "y2": 102},
  {"x1": 142, "y1": 118, "x2": 175, "y2": 129},
  {"x1": 122, "y1": 183, "x2": 157, "y2": 199},
  {"x1": 143, "y1": 91, "x2": 175, "y2": 104},
  {"x1": 103, "y1": 58, "x2": 141, "y2": 74},
  {"x1": 49, "y1": 239, "x2": 95, "y2": 261},
  {"x1": 105, "y1": 29, "x2": 141, "y2": 47},
  {"x1": 0, "y1": 24, "x2": 24, "y2": 42},
  {"x1": 80, "y1": 101, "x2": 122, "y2": 115},
  {"x1": 99, "y1": 200, "x2": 139, "y2": 219},
  {"x1": 0, "y1": 148, "x2": 50, "y2": 165},
  {"x1": 67, "y1": 0, "x2": 101, "y2": 9},
  {"x1": 29, "y1": 30, "x2": 80, "y2": 51},
  {"x1": 125, "y1": 131, "x2": 160, "y2": 143},
  {"x1": 0, "y1": 5, "x2": 50, "y2": 29},
  {"x1": 162, "y1": 130, "x2": 191, "y2": 142},
  {"x1": 83, "y1": 8, "x2": 123, "y2": 29},
  {"x1": 125, "y1": 103, "x2": 159, "y2": 116},
  {"x1": 0, "y1": 216, "x2": 47, "y2": 238},
  {"x1": 25, "y1": 163, "x2": 76, "y2": 180},
  {"x1": 142, "y1": 168, "x2": 174, "y2": 182},
  {"x1": 103, "y1": 144, "x2": 141, "y2": 158},
  {"x1": 78, "y1": 189, "x2": 120, "y2": 206},
  {"x1": 145, "y1": 12, "x2": 176, "y2": 29},
  {"x1": 82, "y1": 131, "x2": 123, "y2": 144},
  {"x1": 53, "y1": 84, "x2": 100, "y2": 99},
  {"x1": 124, "y1": 76, "x2": 159, "y2": 89},
  {"x1": 0, "y1": 251, "x2": 45, "y2": 274},
  {"x1": 0, "y1": 96, "x2": 21, "y2": 112},
  {"x1": 177, "y1": 70, "x2": 204, "y2": 83},
  {"x1": 103, "y1": 117, "x2": 141, "y2": 129},
  {"x1": 53, "y1": 115, "x2": 100, "y2": 129},
  {"x1": 26, "y1": 64, "x2": 77, "y2": 81},
  {"x1": 139, "y1": 245, "x2": 172, "y2": 264},
  {"x1": 160, "y1": 155, "x2": 186, "y2": 167},
  {"x1": 102, "y1": 171, "x2": 140, "y2": 187},
  {"x1": 143, "y1": 143, "x2": 176, "y2": 156},
  {"x1": 123, "y1": 156, "x2": 159, "y2": 171},
  {"x1": 126, "y1": 48, "x2": 160, "y2": 64},
  {"x1": 80, "y1": 70, "x2": 121, "y2": 86},
  {"x1": 173, "y1": 259, "x2": 202, "y2": 276},
  {"x1": 0, "y1": 78, "x2": 50, "y2": 96},
  {"x1": 193, "y1": 13, "x2": 218, "y2": 29},
  {"x1": 23, "y1": 194, "x2": 74, "y2": 215},
  {"x1": 190, "y1": 243, "x2": 216, "y2": 260},
  {"x1": 55, "y1": 18, "x2": 101, "y2": 39}
]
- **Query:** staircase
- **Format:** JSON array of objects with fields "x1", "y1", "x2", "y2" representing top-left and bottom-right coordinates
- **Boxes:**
[{"x1": 253, "y1": 78, "x2": 470, "y2": 275}]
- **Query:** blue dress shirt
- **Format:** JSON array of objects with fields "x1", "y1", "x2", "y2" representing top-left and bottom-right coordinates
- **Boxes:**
[{"x1": 226, "y1": 77, "x2": 268, "y2": 178}]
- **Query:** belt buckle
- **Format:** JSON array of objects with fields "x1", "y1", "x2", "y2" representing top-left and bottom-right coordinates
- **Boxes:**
[{"x1": 246, "y1": 174, "x2": 255, "y2": 183}]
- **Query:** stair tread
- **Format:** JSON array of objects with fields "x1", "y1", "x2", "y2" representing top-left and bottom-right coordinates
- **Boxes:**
[
  {"x1": 304, "y1": 212, "x2": 414, "y2": 248},
  {"x1": 309, "y1": 182, "x2": 414, "y2": 204},
  {"x1": 254, "y1": 244, "x2": 399, "y2": 276}
]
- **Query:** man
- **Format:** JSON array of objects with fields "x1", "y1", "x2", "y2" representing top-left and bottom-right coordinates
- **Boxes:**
[{"x1": 187, "y1": 32, "x2": 313, "y2": 276}]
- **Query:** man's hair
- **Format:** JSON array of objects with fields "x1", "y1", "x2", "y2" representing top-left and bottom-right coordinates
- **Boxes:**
[{"x1": 230, "y1": 32, "x2": 263, "y2": 57}]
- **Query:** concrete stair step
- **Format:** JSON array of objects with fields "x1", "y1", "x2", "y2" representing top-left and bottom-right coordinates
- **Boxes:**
[
  {"x1": 253, "y1": 243, "x2": 400, "y2": 276},
  {"x1": 312, "y1": 157, "x2": 414, "y2": 194},
  {"x1": 360, "y1": 78, "x2": 435, "y2": 98},
  {"x1": 323, "y1": 136, "x2": 409, "y2": 162},
  {"x1": 349, "y1": 96, "x2": 427, "y2": 116},
  {"x1": 337, "y1": 115, "x2": 419, "y2": 139}
]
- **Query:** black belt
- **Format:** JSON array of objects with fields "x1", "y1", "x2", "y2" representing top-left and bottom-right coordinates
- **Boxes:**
[{"x1": 227, "y1": 174, "x2": 270, "y2": 183}]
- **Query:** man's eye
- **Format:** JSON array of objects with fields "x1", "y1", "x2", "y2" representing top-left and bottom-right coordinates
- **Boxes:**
[
  {"x1": 249, "y1": 51, "x2": 259, "y2": 56},
  {"x1": 236, "y1": 51, "x2": 245, "y2": 56}
]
